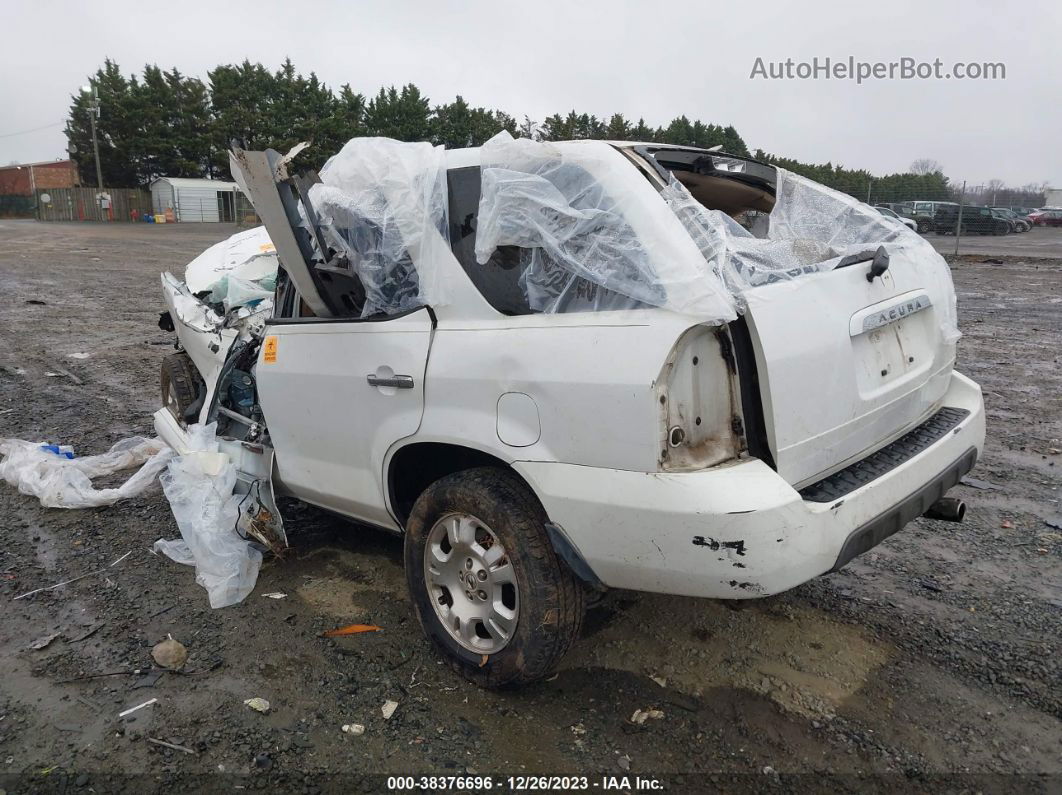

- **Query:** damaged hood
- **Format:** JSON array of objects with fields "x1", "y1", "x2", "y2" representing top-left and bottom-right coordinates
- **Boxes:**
[{"x1": 184, "y1": 225, "x2": 278, "y2": 294}]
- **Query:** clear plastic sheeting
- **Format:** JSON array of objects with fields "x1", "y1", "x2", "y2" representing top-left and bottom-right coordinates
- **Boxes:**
[
  {"x1": 154, "y1": 423, "x2": 261, "y2": 609},
  {"x1": 663, "y1": 169, "x2": 960, "y2": 342},
  {"x1": 184, "y1": 226, "x2": 278, "y2": 294},
  {"x1": 209, "y1": 273, "x2": 277, "y2": 313},
  {"x1": 472, "y1": 132, "x2": 958, "y2": 343},
  {"x1": 0, "y1": 436, "x2": 173, "y2": 509},
  {"x1": 308, "y1": 137, "x2": 450, "y2": 317},
  {"x1": 474, "y1": 132, "x2": 736, "y2": 320}
]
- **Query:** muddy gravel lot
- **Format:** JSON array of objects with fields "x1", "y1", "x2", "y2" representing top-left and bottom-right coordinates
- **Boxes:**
[{"x1": 0, "y1": 220, "x2": 1059, "y2": 793}]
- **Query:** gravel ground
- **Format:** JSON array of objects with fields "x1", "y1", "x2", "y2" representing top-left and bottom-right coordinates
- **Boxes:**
[{"x1": 0, "y1": 220, "x2": 1059, "y2": 793}]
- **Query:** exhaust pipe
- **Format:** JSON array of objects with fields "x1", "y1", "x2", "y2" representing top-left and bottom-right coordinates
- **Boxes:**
[{"x1": 924, "y1": 497, "x2": 966, "y2": 522}]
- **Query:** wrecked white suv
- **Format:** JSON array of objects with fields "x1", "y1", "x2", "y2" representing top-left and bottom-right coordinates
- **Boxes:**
[{"x1": 154, "y1": 133, "x2": 985, "y2": 686}]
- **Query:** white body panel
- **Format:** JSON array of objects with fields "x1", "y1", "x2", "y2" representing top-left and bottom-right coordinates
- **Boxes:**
[
  {"x1": 254, "y1": 311, "x2": 433, "y2": 529},
  {"x1": 515, "y1": 372, "x2": 984, "y2": 599},
  {"x1": 743, "y1": 249, "x2": 956, "y2": 487}
]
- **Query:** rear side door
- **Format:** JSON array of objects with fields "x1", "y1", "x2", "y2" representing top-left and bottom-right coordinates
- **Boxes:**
[{"x1": 256, "y1": 303, "x2": 433, "y2": 530}]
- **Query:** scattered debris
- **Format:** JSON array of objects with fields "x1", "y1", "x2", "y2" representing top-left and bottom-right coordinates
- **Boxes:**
[
  {"x1": 118, "y1": 698, "x2": 158, "y2": 718},
  {"x1": 918, "y1": 579, "x2": 944, "y2": 593},
  {"x1": 981, "y1": 258, "x2": 1004, "y2": 265},
  {"x1": 147, "y1": 737, "x2": 195, "y2": 755},
  {"x1": 570, "y1": 723, "x2": 586, "y2": 735},
  {"x1": 650, "y1": 675, "x2": 668, "y2": 688},
  {"x1": 151, "y1": 636, "x2": 188, "y2": 670},
  {"x1": 1044, "y1": 517, "x2": 1062, "y2": 531},
  {"x1": 321, "y1": 623, "x2": 380, "y2": 637},
  {"x1": 154, "y1": 424, "x2": 262, "y2": 609},
  {"x1": 28, "y1": 632, "x2": 60, "y2": 650},
  {"x1": 381, "y1": 700, "x2": 399, "y2": 720},
  {"x1": 67, "y1": 352, "x2": 91, "y2": 360},
  {"x1": 960, "y1": 476, "x2": 1000, "y2": 491},
  {"x1": 1001, "y1": 520, "x2": 1015, "y2": 529},
  {"x1": 243, "y1": 697, "x2": 270, "y2": 713},
  {"x1": 630, "y1": 708, "x2": 665, "y2": 725},
  {"x1": 341, "y1": 723, "x2": 366, "y2": 736},
  {"x1": 69, "y1": 623, "x2": 105, "y2": 643},
  {"x1": 0, "y1": 435, "x2": 171, "y2": 509},
  {"x1": 13, "y1": 550, "x2": 133, "y2": 600},
  {"x1": 133, "y1": 670, "x2": 165, "y2": 689},
  {"x1": 25, "y1": 299, "x2": 47, "y2": 305},
  {"x1": 262, "y1": 592, "x2": 287, "y2": 599}
]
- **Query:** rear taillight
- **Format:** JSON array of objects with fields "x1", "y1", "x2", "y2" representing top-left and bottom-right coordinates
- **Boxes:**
[{"x1": 656, "y1": 325, "x2": 744, "y2": 472}]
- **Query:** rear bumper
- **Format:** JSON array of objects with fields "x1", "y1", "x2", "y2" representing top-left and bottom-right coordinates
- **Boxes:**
[{"x1": 516, "y1": 370, "x2": 985, "y2": 599}]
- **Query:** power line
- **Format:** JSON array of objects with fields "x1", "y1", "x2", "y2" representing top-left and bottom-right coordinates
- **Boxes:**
[{"x1": 0, "y1": 120, "x2": 65, "y2": 139}]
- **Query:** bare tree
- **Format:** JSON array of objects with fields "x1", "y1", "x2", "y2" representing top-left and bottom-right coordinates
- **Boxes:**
[{"x1": 910, "y1": 158, "x2": 944, "y2": 175}]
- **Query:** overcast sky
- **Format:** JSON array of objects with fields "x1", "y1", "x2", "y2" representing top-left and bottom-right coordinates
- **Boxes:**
[{"x1": 2, "y1": 0, "x2": 1058, "y2": 188}]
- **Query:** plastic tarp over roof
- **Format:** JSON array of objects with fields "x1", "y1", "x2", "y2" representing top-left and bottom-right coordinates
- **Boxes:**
[
  {"x1": 474, "y1": 133, "x2": 736, "y2": 320},
  {"x1": 307, "y1": 137, "x2": 450, "y2": 318},
  {"x1": 473, "y1": 131, "x2": 959, "y2": 342}
]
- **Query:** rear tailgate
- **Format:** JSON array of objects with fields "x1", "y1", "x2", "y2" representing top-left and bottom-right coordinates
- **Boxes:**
[{"x1": 742, "y1": 248, "x2": 956, "y2": 487}]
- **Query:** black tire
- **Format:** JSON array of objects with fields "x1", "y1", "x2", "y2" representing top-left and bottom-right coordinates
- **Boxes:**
[
  {"x1": 160, "y1": 351, "x2": 203, "y2": 422},
  {"x1": 916, "y1": 218, "x2": 932, "y2": 234},
  {"x1": 404, "y1": 467, "x2": 585, "y2": 687}
]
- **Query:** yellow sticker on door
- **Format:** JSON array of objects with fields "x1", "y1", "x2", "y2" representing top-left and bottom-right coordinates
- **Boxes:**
[{"x1": 263, "y1": 336, "x2": 278, "y2": 363}]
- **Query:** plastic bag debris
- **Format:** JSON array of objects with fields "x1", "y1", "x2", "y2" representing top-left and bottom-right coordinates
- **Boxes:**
[
  {"x1": 0, "y1": 436, "x2": 173, "y2": 508},
  {"x1": 154, "y1": 423, "x2": 262, "y2": 609},
  {"x1": 474, "y1": 132, "x2": 735, "y2": 320},
  {"x1": 307, "y1": 137, "x2": 450, "y2": 317}
]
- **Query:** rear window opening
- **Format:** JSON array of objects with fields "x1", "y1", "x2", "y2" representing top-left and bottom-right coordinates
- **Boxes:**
[{"x1": 633, "y1": 145, "x2": 777, "y2": 219}]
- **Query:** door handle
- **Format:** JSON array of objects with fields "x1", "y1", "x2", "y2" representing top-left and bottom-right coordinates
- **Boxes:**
[{"x1": 367, "y1": 374, "x2": 415, "y2": 389}]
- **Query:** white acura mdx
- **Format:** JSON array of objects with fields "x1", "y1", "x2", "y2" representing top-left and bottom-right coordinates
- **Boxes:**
[{"x1": 154, "y1": 133, "x2": 985, "y2": 686}]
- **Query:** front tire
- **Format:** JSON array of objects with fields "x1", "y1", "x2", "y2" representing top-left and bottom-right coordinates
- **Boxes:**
[
  {"x1": 404, "y1": 467, "x2": 585, "y2": 687},
  {"x1": 160, "y1": 352, "x2": 203, "y2": 423}
]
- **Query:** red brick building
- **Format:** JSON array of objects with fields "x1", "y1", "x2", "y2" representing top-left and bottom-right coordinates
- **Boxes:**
[{"x1": 0, "y1": 160, "x2": 80, "y2": 195}]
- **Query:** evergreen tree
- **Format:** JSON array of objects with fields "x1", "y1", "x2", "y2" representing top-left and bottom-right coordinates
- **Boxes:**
[
  {"x1": 364, "y1": 85, "x2": 432, "y2": 141},
  {"x1": 65, "y1": 59, "x2": 140, "y2": 187}
]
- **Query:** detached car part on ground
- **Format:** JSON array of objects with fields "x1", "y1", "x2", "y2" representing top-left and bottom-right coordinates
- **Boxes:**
[{"x1": 155, "y1": 133, "x2": 985, "y2": 686}]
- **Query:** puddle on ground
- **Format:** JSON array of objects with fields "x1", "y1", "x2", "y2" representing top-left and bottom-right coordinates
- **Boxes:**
[{"x1": 564, "y1": 594, "x2": 891, "y2": 720}]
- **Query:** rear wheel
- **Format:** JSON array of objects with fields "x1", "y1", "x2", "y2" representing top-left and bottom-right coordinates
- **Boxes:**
[
  {"x1": 160, "y1": 351, "x2": 203, "y2": 423},
  {"x1": 916, "y1": 218, "x2": 932, "y2": 234},
  {"x1": 404, "y1": 467, "x2": 585, "y2": 687}
]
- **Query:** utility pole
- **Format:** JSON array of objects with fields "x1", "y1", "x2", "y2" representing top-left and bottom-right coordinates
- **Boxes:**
[
  {"x1": 83, "y1": 83, "x2": 104, "y2": 192},
  {"x1": 953, "y1": 180, "x2": 966, "y2": 258},
  {"x1": 866, "y1": 179, "x2": 872, "y2": 204}
]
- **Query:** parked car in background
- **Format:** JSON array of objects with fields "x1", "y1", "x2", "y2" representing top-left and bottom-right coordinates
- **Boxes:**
[
  {"x1": 875, "y1": 202, "x2": 910, "y2": 216},
  {"x1": 1009, "y1": 207, "x2": 1037, "y2": 217},
  {"x1": 903, "y1": 200, "x2": 958, "y2": 233},
  {"x1": 1028, "y1": 209, "x2": 1062, "y2": 227},
  {"x1": 991, "y1": 208, "x2": 1030, "y2": 232},
  {"x1": 933, "y1": 205, "x2": 1010, "y2": 235},
  {"x1": 874, "y1": 205, "x2": 919, "y2": 232}
]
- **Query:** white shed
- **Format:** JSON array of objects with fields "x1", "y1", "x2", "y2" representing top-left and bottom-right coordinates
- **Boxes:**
[{"x1": 150, "y1": 177, "x2": 241, "y2": 222}]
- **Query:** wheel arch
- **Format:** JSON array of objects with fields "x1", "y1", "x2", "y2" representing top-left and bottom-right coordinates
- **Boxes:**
[{"x1": 387, "y1": 441, "x2": 540, "y2": 529}]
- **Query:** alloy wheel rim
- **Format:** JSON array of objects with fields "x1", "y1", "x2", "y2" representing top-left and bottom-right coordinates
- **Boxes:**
[{"x1": 423, "y1": 512, "x2": 519, "y2": 653}]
